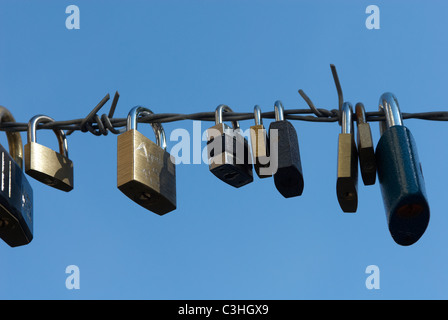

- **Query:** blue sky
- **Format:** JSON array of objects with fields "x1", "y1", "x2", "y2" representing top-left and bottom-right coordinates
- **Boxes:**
[{"x1": 0, "y1": 0, "x2": 447, "y2": 299}]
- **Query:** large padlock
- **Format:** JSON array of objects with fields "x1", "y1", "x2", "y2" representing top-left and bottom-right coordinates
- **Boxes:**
[
  {"x1": 207, "y1": 104, "x2": 253, "y2": 188},
  {"x1": 0, "y1": 106, "x2": 33, "y2": 247},
  {"x1": 336, "y1": 102, "x2": 358, "y2": 213},
  {"x1": 25, "y1": 115, "x2": 74, "y2": 192},
  {"x1": 269, "y1": 100, "x2": 304, "y2": 198},
  {"x1": 250, "y1": 105, "x2": 272, "y2": 178},
  {"x1": 117, "y1": 106, "x2": 176, "y2": 215},
  {"x1": 375, "y1": 92, "x2": 430, "y2": 246}
]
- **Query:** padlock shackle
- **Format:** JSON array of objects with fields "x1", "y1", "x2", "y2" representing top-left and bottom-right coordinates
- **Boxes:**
[
  {"x1": 274, "y1": 101, "x2": 284, "y2": 121},
  {"x1": 27, "y1": 115, "x2": 69, "y2": 158},
  {"x1": 341, "y1": 102, "x2": 353, "y2": 134},
  {"x1": 127, "y1": 106, "x2": 167, "y2": 149},
  {"x1": 215, "y1": 105, "x2": 240, "y2": 129},
  {"x1": 379, "y1": 92, "x2": 403, "y2": 135},
  {"x1": 355, "y1": 103, "x2": 367, "y2": 125},
  {"x1": 253, "y1": 105, "x2": 263, "y2": 126},
  {"x1": 0, "y1": 106, "x2": 23, "y2": 169}
]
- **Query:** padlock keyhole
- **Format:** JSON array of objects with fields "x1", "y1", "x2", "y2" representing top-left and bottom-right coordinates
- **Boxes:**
[{"x1": 343, "y1": 192, "x2": 355, "y2": 200}]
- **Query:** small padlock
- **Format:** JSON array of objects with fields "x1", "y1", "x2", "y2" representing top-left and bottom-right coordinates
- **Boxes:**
[
  {"x1": 0, "y1": 106, "x2": 33, "y2": 247},
  {"x1": 336, "y1": 102, "x2": 358, "y2": 213},
  {"x1": 375, "y1": 92, "x2": 430, "y2": 246},
  {"x1": 117, "y1": 106, "x2": 176, "y2": 215},
  {"x1": 250, "y1": 105, "x2": 272, "y2": 178},
  {"x1": 355, "y1": 103, "x2": 376, "y2": 186},
  {"x1": 269, "y1": 101, "x2": 304, "y2": 198},
  {"x1": 25, "y1": 115, "x2": 74, "y2": 192},
  {"x1": 207, "y1": 104, "x2": 253, "y2": 188}
]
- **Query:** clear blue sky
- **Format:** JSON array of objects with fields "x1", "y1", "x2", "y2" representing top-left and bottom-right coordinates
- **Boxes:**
[{"x1": 0, "y1": 0, "x2": 447, "y2": 299}]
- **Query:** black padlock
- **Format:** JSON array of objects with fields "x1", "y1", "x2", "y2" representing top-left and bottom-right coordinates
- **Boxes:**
[
  {"x1": 207, "y1": 104, "x2": 253, "y2": 188},
  {"x1": 0, "y1": 106, "x2": 33, "y2": 247},
  {"x1": 268, "y1": 101, "x2": 304, "y2": 198},
  {"x1": 375, "y1": 92, "x2": 430, "y2": 246}
]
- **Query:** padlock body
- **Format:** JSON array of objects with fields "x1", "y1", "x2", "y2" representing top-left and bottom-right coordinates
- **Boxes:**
[
  {"x1": 25, "y1": 142, "x2": 74, "y2": 192},
  {"x1": 0, "y1": 145, "x2": 33, "y2": 247},
  {"x1": 375, "y1": 125, "x2": 430, "y2": 246},
  {"x1": 269, "y1": 120, "x2": 304, "y2": 198},
  {"x1": 337, "y1": 133, "x2": 358, "y2": 212},
  {"x1": 356, "y1": 122, "x2": 376, "y2": 186},
  {"x1": 117, "y1": 129, "x2": 176, "y2": 215},
  {"x1": 207, "y1": 124, "x2": 253, "y2": 188},
  {"x1": 250, "y1": 124, "x2": 272, "y2": 178}
]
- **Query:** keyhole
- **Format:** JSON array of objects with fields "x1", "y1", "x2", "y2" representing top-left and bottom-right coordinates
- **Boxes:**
[
  {"x1": 0, "y1": 219, "x2": 9, "y2": 228},
  {"x1": 343, "y1": 192, "x2": 354, "y2": 200},
  {"x1": 138, "y1": 192, "x2": 152, "y2": 201},
  {"x1": 223, "y1": 172, "x2": 238, "y2": 180}
]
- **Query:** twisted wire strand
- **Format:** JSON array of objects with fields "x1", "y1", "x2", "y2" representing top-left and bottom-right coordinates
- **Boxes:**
[{"x1": 1, "y1": 66, "x2": 448, "y2": 135}]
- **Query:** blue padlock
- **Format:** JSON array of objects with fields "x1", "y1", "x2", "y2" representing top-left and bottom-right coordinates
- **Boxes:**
[{"x1": 375, "y1": 92, "x2": 430, "y2": 246}]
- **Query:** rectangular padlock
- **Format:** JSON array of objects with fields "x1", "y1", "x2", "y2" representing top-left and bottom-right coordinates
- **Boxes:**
[
  {"x1": 0, "y1": 107, "x2": 33, "y2": 247},
  {"x1": 250, "y1": 105, "x2": 272, "y2": 179},
  {"x1": 24, "y1": 115, "x2": 74, "y2": 192},
  {"x1": 269, "y1": 101, "x2": 304, "y2": 198},
  {"x1": 207, "y1": 105, "x2": 253, "y2": 188},
  {"x1": 336, "y1": 102, "x2": 358, "y2": 213},
  {"x1": 117, "y1": 107, "x2": 176, "y2": 216},
  {"x1": 375, "y1": 93, "x2": 429, "y2": 246}
]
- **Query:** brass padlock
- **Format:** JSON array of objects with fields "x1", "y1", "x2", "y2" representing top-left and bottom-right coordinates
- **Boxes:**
[
  {"x1": 336, "y1": 102, "x2": 358, "y2": 213},
  {"x1": 117, "y1": 106, "x2": 176, "y2": 215},
  {"x1": 0, "y1": 106, "x2": 33, "y2": 247},
  {"x1": 250, "y1": 105, "x2": 272, "y2": 178},
  {"x1": 24, "y1": 115, "x2": 74, "y2": 192}
]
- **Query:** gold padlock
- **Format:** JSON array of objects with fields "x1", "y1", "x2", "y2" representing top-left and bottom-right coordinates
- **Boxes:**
[
  {"x1": 24, "y1": 115, "x2": 74, "y2": 192},
  {"x1": 117, "y1": 106, "x2": 176, "y2": 215},
  {"x1": 250, "y1": 105, "x2": 272, "y2": 178}
]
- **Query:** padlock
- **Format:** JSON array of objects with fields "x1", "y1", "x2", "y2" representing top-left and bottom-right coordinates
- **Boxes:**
[
  {"x1": 375, "y1": 92, "x2": 430, "y2": 246},
  {"x1": 269, "y1": 100, "x2": 304, "y2": 198},
  {"x1": 117, "y1": 106, "x2": 176, "y2": 215},
  {"x1": 355, "y1": 103, "x2": 376, "y2": 186},
  {"x1": 336, "y1": 102, "x2": 358, "y2": 213},
  {"x1": 0, "y1": 106, "x2": 33, "y2": 247},
  {"x1": 207, "y1": 104, "x2": 253, "y2": 188},
  {"x1": 250, "y1": 105, "x2": 272, "y2": 178},
  {"x1": 24, "y1": 115, "x2": 74, "y2": 192}
]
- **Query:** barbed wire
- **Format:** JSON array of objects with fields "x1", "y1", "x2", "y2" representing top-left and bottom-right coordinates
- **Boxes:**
[{"x1": 2, "y1": 65, "x2": 448, "y2": 136}]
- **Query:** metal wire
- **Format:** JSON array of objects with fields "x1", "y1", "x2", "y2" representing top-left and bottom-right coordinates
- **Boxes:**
[{"x1": 1, "y1": 66, "x2": 448, "y2": 136}]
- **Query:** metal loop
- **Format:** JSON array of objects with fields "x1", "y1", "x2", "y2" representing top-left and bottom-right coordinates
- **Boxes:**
[
  {"x1": 0, "y1": 106, "x2": 23, "y2": 169},
  {"x1": 127, "y1": 106, "x2": 167, "y2": 149},
  {"x1": 341, "y1": 102, "x2": 353, "y2": 134},
  {"x1": 253, "y1": 105, "x2": 263, "y2": 126},
  {"x1": 274, "y1": 101, "x2": 285, "y2": 121},
  {"x1": 355, "y1": 103, "x2": 367, "y2": 125},
  {"x1": 378, "y1": 92, "x2": 403, "y2": 135},
  {"x1": 28, "y1": 115, "x2": 69, "y2": 158},
  {"x1": 214, "y1": 104, "x2": 240, "y2": 129}
]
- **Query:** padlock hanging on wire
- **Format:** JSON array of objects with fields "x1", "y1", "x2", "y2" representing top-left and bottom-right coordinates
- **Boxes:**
[
  {"x1": 269, "y1": 101, "x2": 304, "y2": 198},
  {"x1": 375, "y1": 92, "x2": 430, "y2": 246},
  {"x1": 117, "y1": 106, "x2": 176, "y2": 215},
  {"x1": 336, "y1": 102, "x2": 358, "y2": 213},
  {"x1": 24, "y1": 115, "x2": 74, "y2": 192},
  {"x1": 206, "y1": 104, "x2": 253, "y2": 188},
  {"x1": 0, "y1": 106, "x2": 33, "y2": 247}
]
